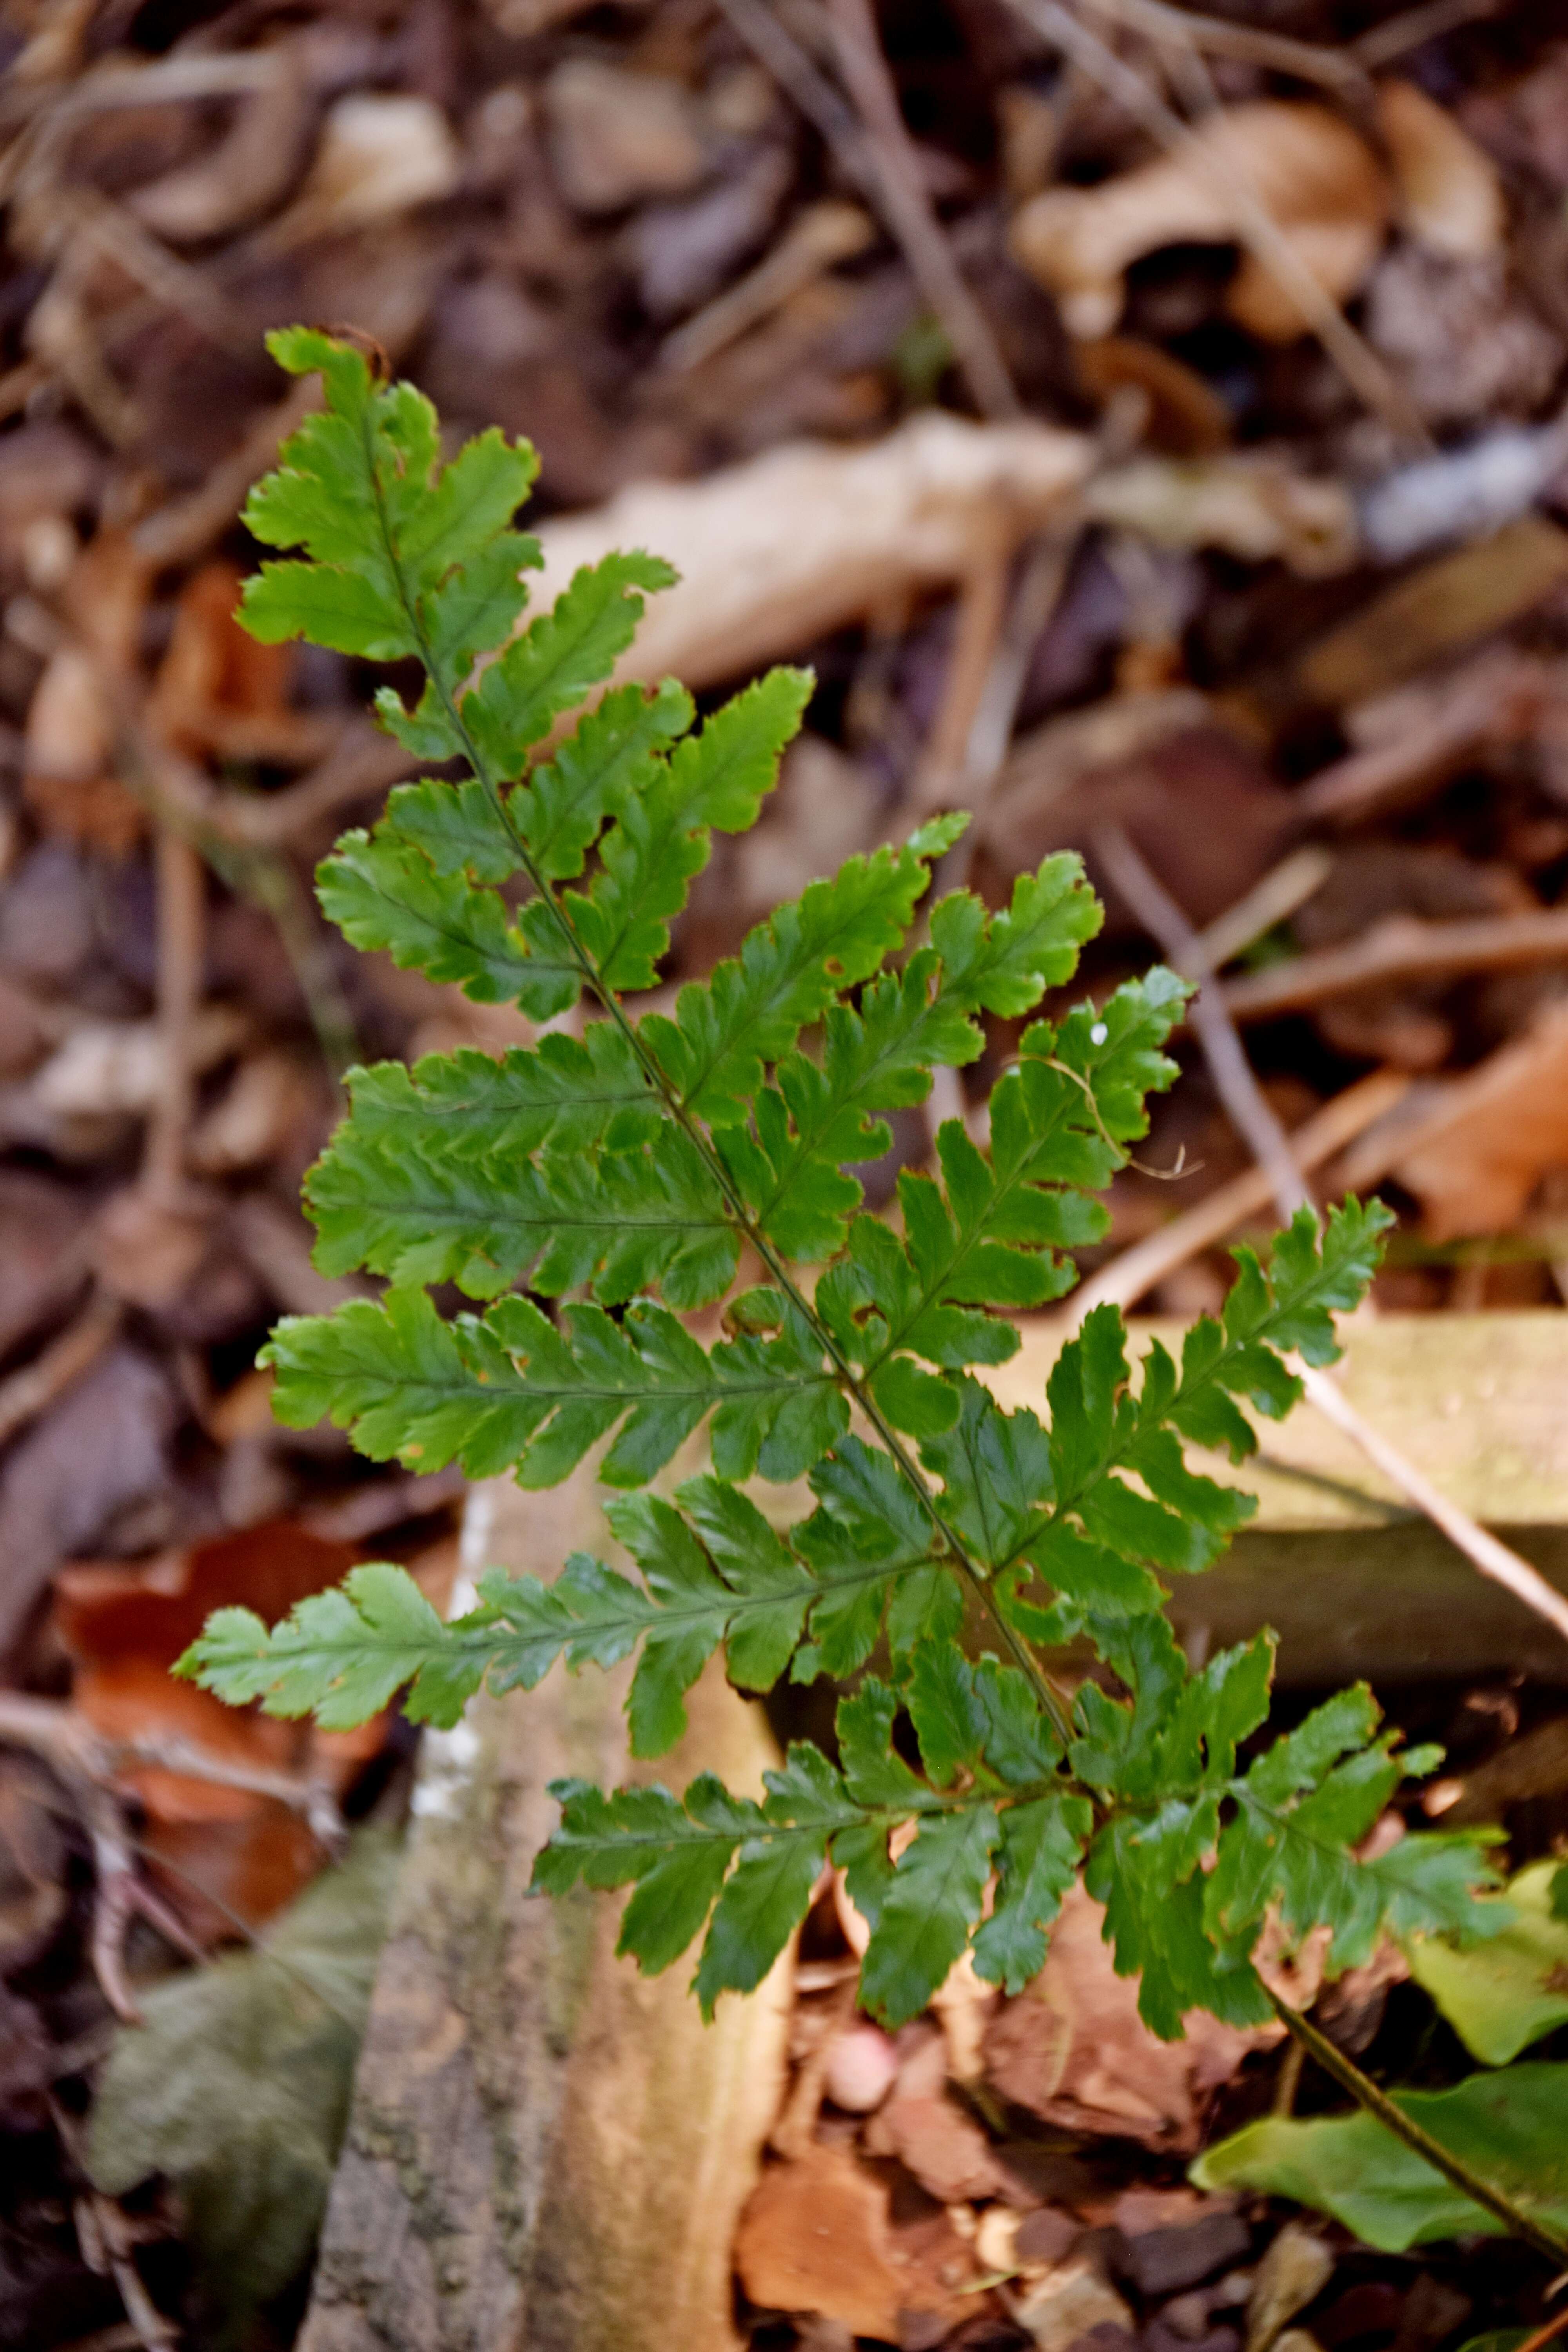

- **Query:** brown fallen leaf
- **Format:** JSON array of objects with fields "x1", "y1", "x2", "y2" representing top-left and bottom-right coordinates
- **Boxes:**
[
  {"x1": 735, "y1": 2144, "x2": 904, "y2": 2337},
  {"x1": 982, "y1": 1884, "x2": 1315, "y2": 2154},
  {"x1": 544, "y1": 57, "x2": 709, "y2": 214},
  {"x1": 145, "y1": 559, "x2": 314, "y2": 766},
  {"x1": 1388, "y1": 998, "x2": 1568, "y2": 1239},
  {"x1": 735, "y1": 2143, "x2": 970, "y2": 2339},
  {"x1": 1376, "y1": 80, "x2": 1505, "y2": 261},
  {"x1": 982, "y1": 713, "x2": 1293, "y2": 934},
  {"x1": 54, "y1": 1520, "x2": 381, "y2": 1933},
  {"x1": 23, "y1": 532, "x2": 149, "y2": 853},
  {"x1": 1009, "y1": 102, "x2": 1388, "y2": 344}
]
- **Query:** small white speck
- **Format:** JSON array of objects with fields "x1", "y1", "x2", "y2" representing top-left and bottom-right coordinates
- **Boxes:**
[{"x1": 1090, "y1": 1021, "x2": 1108, "y2": 1045}]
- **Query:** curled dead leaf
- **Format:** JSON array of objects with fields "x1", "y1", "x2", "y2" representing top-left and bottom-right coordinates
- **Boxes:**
[
  {"x1": 284, "y1": 93, "x2": 460, "y2": 240},
  {"x1": 1010, "y1": 102, "x2": 1388, "y2": 344},
  {"x1": 1084, "y1": 454, "x2": 1357, "y2": 576},
  {"x1": 1377, "y1": 80, "x2": 1504, "y2": 261},
  {"x1": 982, "y1": 1884, "x2": 1311, "y2": 2154}
]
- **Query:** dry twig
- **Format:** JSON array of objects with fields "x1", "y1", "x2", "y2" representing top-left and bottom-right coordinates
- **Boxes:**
[
  {"x1": 1098, "y1": 821, "x2": 1568, "y2": 1655},
  {"x1": 0, "y1": 1289, "x2": 122, "y2": 1448},
  {"x1": 1222, "y1": 906, "x2": 1568, "y2": 1025},
  {"x1": 1077, "y1": 0, "x2": 1371, "y2": 97},
  {"x1": 0, "y1": 1688, "x2": 347, "y2": 2022},
  {"x1": 826, "y1": 0, "x2": 1022, "y2": 421}
]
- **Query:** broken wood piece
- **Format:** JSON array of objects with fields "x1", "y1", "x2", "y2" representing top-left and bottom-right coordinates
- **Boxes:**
[
  {"x1": 528, "y1": 411, "x2": 1091, "y2": 693},
  {"x1": 298, "y1": 1471, "x2": 793, "y2": 2352},
  {"x1": 985, "y1": 1312, "x2": 1568, "y2": 1684}
]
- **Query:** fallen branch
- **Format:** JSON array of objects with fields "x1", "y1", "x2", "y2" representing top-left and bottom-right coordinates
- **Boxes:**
[
  {"x1": 826, "y1": 0, "x2": 1022, "y2": 421},
  {"x1": 0, "y1": 1288, "x2": 122, "y2": 1448},
  {"x1": 1096, "y1": 820, "x2": 1568, "y2": 1655},
  {"x1": 1222, "y1": 906, "x2": 1568, "y2": 1024}
]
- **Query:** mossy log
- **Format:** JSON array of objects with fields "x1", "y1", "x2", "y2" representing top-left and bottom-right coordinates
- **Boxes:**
[{"x1": 298, "y1": 1470, "x2": 791, "y2": 2352}]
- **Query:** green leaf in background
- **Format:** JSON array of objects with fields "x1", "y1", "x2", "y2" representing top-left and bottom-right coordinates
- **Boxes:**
[
  {"x1": 87, "y1": 1829, "x2": 397, "y2": 2343},
  {"x1": 1191, "y1": 2062, "x2": 1568, "y2": 2251},
  {"x1": 1404, "y1": 1860, "x2": 1568, "y2": 2064}
]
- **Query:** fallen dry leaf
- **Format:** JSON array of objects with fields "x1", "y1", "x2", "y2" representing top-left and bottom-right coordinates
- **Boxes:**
[
  {"x1": 982, "y1": 712, "x2": 1293, "y2": 933},
  {"x1": 528, "y1": 410, "x2": 1090, "y2": 695},
  {"x1": 982, "y1": 1884, "x2": 1302, "y2": 2153},
  {"x1": 1084, "y1": 453, "x2": 1356, "y2": 576},
  {"x1": 1009, "y1": 101, "x2": 1388, "y2": 344},
  {"x1": 735, "y1": 2142, "x2": 971, "y2": 2338},
  {"x1": 54, "y1": 1520, "x2": 381, "y2": 1932},
  {"x1": 1377, "y1": 80, "x2": 1505, "y2": 261},
  {"x1": 0, "y1": 1345, "x2": 178, "y2": 1664},
  {"x1": 145, "y1": 559, "x2": 306, "y2": 764},
  {"x1": 1390, "y1": 997, "x2": 1568, "y2": 1238},
  {"x1": 735, "y1": 2144, "x2": 904, "y2": 2338},
  {"x1": 285, "y1": 93, "x2": 460, "y2": 240},
  {"x1": 544, "y1": 58, "x2": 709, "y2": 213}
]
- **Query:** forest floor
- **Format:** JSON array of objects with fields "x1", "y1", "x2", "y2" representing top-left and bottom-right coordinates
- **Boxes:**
[{"x1": 5, "y1": 0, "x2": 1568, "y2": 2346}]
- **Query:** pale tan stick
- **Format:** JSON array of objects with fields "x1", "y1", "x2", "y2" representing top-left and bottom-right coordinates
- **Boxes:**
[
  {"x1": 1353, "y1": 0, "x2": 1501, "y2": 69},
  {"x1": 1066, "y1": 1067, "x2": 1411, "y2": 1321},
  {"x1": 1299, "y1": 1369, "x2": 1568, "y2": 1646},
  {"x1": 1002, "y1": 0, "x2": 1430, "y2": 446},
  {"x1": 827, "y1": 0, "x2": 1023, "y2": 420},
  {"x1": 1098, "y1": 822, "x2": 1568, "y2": 1652},
  {"x1": 1221, "y1": 906, "x2": 1568, "y2": 1025},
  {"x1": 143, "y1": 826, "x2": 205, "y2": 1206},
  {"x1": 907, "y1": 535, "x2": 1012, "y2": 818},
  {"x1": 0, "y1": 1289, "x2": 122, "y2": 1447},
  {"x1": 660, "y1": 201, "x2": 875, "y2": 375},
  {"x1": 1196, "y1": 844, "x2": 1333, "y2": 974},
  {"x1": 1076, "y1": 0, "x2": 1370, "y2": 95},
  {"x1": 1296, "y1": 650, "x2": 1544, "y2": 827}
]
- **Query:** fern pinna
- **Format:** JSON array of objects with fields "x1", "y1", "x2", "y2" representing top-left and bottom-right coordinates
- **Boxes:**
[{"x1": 180, "y1": 329, "x2": 1503, "y2": 2037}]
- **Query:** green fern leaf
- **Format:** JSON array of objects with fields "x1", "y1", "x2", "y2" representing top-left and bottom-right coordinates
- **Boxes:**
[{"x1": 568, "y1": 668, "x2": 812, "y2": 991}]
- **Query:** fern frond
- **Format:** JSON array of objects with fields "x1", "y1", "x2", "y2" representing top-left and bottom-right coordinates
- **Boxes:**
[
  {"x1": 177, "y1": 330, "x2": 1504, "y2": 2067},
  {"x1": 263, "y1": 1286, "x2": 845, "y2": 1487}
]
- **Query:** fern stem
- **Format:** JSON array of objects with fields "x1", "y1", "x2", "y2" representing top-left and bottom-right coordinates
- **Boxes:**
[
  {"x1": 363, "y1": 440, "x2": 1073, "y2": 1745},
  {"x1": 1267, "y1": 1991, "x2": 1568, "y2": 2265}
]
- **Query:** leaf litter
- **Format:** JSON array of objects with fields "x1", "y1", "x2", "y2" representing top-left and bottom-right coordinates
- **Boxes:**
[{"x1": 5, "y1": 0, "x2": 1568, "y2": 2343}]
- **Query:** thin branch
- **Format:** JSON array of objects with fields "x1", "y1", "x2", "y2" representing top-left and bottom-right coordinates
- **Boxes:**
[
  {"x1": 0, "y1": 1288, "x2": 122, "y2": 1447},
  {"x1": 1076, "y1": 0, "x2": 1372, "y2": 97},
  {"x1": 1352, "y1": 0, "x2": 1502, "y2": 71},
  {"x1": 1001, "y1": 0, "x2": 1430, "y2": 446},
  {"x1": 1221, "y1": 906, "x2": 1568, "y2": 1025},
  {"x1": 1098, "y1": 820, "x2": 1568, "y2": 1656},
  {"x1": 826, "y1": 0, "x2": 1023, "y2": 420},
  {"x1": 1269, "y1": 1991, "x2": 1568, "y2": 2267},
  {"x1": 1195, "y1": 844, "x2": 1333, "y2": 974}
]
